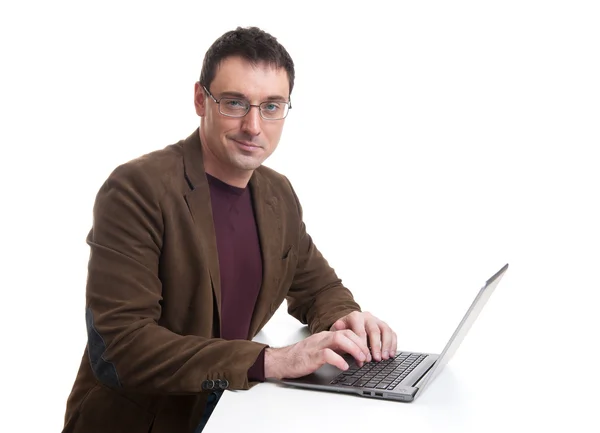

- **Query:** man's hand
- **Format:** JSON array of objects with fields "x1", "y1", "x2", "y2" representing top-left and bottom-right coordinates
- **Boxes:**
[
  {"x1": 330, "y1": 311, "x2": 397, "y2": 362},
  {"x1": 264, "y1": 330, "x2": 371, "y2": 380}
]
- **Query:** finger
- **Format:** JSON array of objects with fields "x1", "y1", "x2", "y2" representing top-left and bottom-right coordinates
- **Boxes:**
[
  {"x1": 365, "y1": 319, "x2": 382, "y2": 361},
  {"x1": 379, "y1": 322, "x2": 393, "y2": 360},
  {"x1": 330, "y1": 319, "x2": 348, "y2": 332},
  {"x1": 391, "y1": 330, "x2": 398, "y2": 357},
  {"x1": 345, "y1": 313, "x2": 370, "y2": 361},
  {"x1": 319, "y1": 348, "x2": 350, "y2": 371},
  {"x1": 328, "y1": 331, "x2": 368, "y2": 367},
  {"x1": 340, "y1": 329, "x2": 371, "y2": 364}
]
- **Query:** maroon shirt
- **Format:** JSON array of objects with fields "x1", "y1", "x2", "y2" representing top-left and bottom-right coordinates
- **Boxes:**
[{"x1": 207, "y1": 174, "x2": 266, "y2": 381}]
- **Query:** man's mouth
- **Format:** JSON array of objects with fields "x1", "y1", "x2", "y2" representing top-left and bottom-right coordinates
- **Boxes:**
[{"x1": 233, "y1": 138, "x2": 262, "y2": 151}]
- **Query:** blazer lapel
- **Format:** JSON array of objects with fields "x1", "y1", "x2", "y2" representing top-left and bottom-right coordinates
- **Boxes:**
[
  {"x1": 247, "y1": 169, "x2": 282, "y2": 338},
  {"x1": 181, "y1": 130, "x2": 222, "y2": 323}
]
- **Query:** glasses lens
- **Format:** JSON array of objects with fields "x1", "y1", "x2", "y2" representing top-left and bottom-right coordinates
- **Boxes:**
[
  {"x1": 220, "y1": 98, "x2": 250, "y2": 117},
  {"x1": 260, "y1": 102, "x2": 289, "y2": 120}
]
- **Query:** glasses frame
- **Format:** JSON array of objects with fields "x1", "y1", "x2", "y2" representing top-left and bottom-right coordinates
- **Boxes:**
[{"x1": 202, "y1": 85, "x2": 292, "y2": 120}]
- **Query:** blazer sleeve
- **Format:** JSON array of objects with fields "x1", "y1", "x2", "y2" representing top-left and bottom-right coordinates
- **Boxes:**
[
  {"x1": 283, "y1": 178, "x2": 362, "y2": 334},
  {"x1": 84, "y1": 162, "x2": 266, "y2": 394}
]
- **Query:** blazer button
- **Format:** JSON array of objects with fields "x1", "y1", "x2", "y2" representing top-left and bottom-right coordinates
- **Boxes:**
[
  {"x1": 202, "y1": 380, "x2": 214, "y2": 391},
  {"x1": 219, "y1": 379, "x2": 229, "y2": 389}
]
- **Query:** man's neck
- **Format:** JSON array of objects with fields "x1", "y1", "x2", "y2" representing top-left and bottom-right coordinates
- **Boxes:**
[{"x1": 204, "y1": 164, "x2": 252, "y2": 189}]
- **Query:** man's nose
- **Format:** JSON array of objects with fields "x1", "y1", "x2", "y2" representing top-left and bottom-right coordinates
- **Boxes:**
[{"x1": 241, "y1": 106, "x2": 262, "y2": 136}]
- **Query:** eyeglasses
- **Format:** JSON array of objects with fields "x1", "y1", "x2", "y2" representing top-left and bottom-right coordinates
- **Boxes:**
[{"x1": 202, "y1": 85, "x2": 291, "y2": 120}]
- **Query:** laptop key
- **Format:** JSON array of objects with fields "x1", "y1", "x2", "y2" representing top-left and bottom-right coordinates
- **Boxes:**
[{"x1": 340, "y1": 377, "x2": 357, "y2": 384}]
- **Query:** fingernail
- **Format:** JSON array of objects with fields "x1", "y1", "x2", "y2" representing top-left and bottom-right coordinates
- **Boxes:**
[
  {"x1": 367, "y1": 353, "x2": 372, "y2": 362},
  {"x1": 375, "y1": 352, "x2": 381, "y2": 361},
  {"x1": 383, "y1": 350, "x2": 389, "y2": 359},
  {"x1": 360, "y1": 352, "x2": 366, "y2": 361}
]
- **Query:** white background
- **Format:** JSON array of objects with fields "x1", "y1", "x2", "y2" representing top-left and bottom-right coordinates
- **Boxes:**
[{"x1": 1, "y1": 1, "x2": 599, "y2": 431}]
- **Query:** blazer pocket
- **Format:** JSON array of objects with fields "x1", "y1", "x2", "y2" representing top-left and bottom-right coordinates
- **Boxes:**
[
  {"x1": 269, "y1": 246, "x2": 297, "y2": 314},
  {"x1": 279, "y1": 246, "x2": 297, "y2": 289},
  {"x1": 281, "y1": 244, "x2": 293, "y2": 260}
]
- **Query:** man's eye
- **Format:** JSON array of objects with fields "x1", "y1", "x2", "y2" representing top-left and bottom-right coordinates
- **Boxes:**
[
  {"x1": 263, "y1": 103, "x2": 280, "y2": 112},
  {"x1": 225, "y1": 99, "x2": 247, "y2": 108}
]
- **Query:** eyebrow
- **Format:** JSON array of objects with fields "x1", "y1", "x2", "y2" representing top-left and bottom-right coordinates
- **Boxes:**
[{"x1": 219, "y1": 91, "x2": 288, "y2": 101}]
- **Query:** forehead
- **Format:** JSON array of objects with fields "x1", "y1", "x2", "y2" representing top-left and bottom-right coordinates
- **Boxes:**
[{"x1": 211, "y1": 56, "x2": 290, "y2": 98}]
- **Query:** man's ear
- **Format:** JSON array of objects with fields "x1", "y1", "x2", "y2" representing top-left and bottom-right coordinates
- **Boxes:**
[{"x1": 194, "y1": 82, "x2": 206, "y2": 117}]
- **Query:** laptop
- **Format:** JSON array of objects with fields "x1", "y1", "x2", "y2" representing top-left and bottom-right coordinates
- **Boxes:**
[{"x1": 274, "y1": 264, "x2": 508, "y2": 402}]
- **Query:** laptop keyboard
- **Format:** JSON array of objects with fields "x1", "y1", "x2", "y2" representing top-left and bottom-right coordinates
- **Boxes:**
[{"x1": 330, "y1": 353, "x2": 427, "y2": 390}]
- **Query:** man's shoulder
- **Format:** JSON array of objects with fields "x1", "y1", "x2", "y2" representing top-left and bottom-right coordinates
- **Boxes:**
[
  {"x1": 254, "y1": 165, "x2": 304, "y2": 216},
  {"x1": 104, "y1": 141, "x2": 185, "y2": 197},
  {"x1": 115, "y1": 141, "x2": 183, "y2": 177},
  {"x1": 255, "y1": 164, "x2": 295, "y2": 195}
]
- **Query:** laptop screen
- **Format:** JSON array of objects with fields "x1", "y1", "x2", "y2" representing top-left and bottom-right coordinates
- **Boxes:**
[{"x1": 413, "y1": 264, "x2": 508, "y2": 397}]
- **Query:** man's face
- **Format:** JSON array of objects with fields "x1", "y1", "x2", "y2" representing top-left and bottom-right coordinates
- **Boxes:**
[{"x1": 194, "y1": 56, "x2": 290, "y2": 179}]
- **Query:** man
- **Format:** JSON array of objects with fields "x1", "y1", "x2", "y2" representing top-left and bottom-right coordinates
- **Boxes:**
[{"x1": 62, "y1": 26, "x2": 397, "y2": 433}]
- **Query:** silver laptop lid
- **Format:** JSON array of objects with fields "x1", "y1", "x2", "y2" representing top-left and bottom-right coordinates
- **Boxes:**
[{"x1": 413, "y1": 263, "x2": 509, "y2": 398}]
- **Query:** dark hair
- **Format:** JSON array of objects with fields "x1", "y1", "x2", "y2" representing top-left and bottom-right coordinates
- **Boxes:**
[{"x1": 199, "y1": 26, "x2": 295, "y2": 96}]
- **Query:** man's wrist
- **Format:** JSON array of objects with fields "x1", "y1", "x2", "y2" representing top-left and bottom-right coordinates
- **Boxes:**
[{"x1": 264, "y1": 347, "x2": 283, "y2": 380}]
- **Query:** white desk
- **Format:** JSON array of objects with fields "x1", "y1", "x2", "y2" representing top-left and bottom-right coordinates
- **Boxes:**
[{"x1": 203, "y1": 300, "x2": 594, "y2": 433}]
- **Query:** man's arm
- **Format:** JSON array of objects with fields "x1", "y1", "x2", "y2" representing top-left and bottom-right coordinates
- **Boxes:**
[{"x1": 84, "y1": 162, "x2": 266, "y2": 394}]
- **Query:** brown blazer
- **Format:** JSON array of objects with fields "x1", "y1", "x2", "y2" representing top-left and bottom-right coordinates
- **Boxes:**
[{"x1": 62, "y1": 129, "x2": 361, "y2": 433}]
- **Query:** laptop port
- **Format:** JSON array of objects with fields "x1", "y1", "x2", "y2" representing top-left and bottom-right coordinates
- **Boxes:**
[
  {"x1": 363, "y1": 391, "x2": 371, "y2": 396},
  {"x1": 375, "y1": 392, "x2": 383, "y2": 397}
]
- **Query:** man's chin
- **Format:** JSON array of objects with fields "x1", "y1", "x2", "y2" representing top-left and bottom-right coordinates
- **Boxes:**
[{"x1": 231, "y1": 156, "x2": 264, "y2": 171}]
